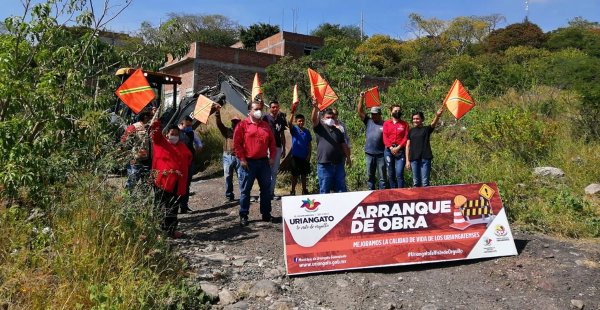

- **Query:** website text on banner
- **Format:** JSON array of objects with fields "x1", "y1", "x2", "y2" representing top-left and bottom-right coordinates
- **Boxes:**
[{"x1": 282, "y1": 183, "x2": 518, "y2": 275}]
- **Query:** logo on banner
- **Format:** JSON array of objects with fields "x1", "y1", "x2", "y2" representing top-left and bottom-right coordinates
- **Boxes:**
[
  {"x1": 450, "y1": 184, "x2": 497, "y2": 231},
  {"x1": 483, "y1": 236, "x2": 497, "y2": 253},
  {"x1": 494, "y1": 225, "x2": 507, "y2": 237},
  {"x1": 301, "y1": 198, "x2": 321, "y2": 212},
  {"x1": 494, "y1": 224, "x2": 511, "y2": 242}
]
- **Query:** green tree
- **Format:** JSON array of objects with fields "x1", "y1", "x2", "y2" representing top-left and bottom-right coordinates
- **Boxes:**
[
  {"x1": 484, "y1": 22, "x2": 546, "y2": 53},
  {"x1": 311, "y1": 23, "x2": 363, "y2": 41},
  {"x1": 138, "y1": 13, "x2": 240, "y2": 60},
  {"x1": 239, "y1": 22, "x2": 279, "y2": 50},
  {"x1": 443, "y1": 16, "x2": 493, "y2": 55},
  {"x1": 0, "y1": 0, "x2": 130, "y2": 204},
  {"x1": 545, "y1": 25, "x2": 600, "y2": 57},
  {"x1": 355, "y1": 35, "x2": 404, "y2": 76}
]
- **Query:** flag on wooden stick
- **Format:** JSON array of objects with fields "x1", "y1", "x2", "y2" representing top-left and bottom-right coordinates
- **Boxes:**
[
  {"x1": 115, "y1": 69, "x2": 155, "y2": 114},
  {"x1": 193, "y1": 95, "x2": 215, "y2": 124},
  {"x1": 443, "y1": 80, "x2": 475, "y2": 120},
  {"x1": 251, "y1": 73, "x2": 263, "y2": 103},
  {"x1": 364, "y1": 86, "x2": 381, "y2": 108},
  {"x1": 307, "y1": 68, "x2": 338, "y2": 111},
  {"x1": 292, "y1": 84, "x2": 300, "y2": 109}
]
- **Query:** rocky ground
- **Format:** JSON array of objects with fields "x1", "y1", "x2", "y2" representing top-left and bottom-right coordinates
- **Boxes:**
[{"x1": 172, "y1": 174, "x2": 600, "y2": 310}]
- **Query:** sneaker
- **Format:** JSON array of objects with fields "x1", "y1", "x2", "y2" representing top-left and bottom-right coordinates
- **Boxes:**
[
  {"x1": 169, "y1": 231, "x2": 185, "y2": 239},
  {"x1": 240, "y1": 215, "x2": 249, "y2": 227},
  {"x1": 272, "y1": 195, "x2": 281, "y2": 201},
  {"x1": 180, "y1": 206, "x2": 192, "y2": 214},
  {"x1": 250, "y1": 196, "x2": 258, "y2": 202},
  {"x1": 226, "y1": 196, "x2": 235, "y2": 202}
]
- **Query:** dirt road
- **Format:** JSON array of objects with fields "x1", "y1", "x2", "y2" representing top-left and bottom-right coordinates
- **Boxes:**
[{"x1": 173, "y1": 174, "x2": 600, "y2": 310}]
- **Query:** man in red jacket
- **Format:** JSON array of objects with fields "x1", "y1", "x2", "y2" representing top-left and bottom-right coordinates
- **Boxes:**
[
  {"x1": 150, "y1": 119, "x2": 192, "y2": 238},
  {"x1": 233, "y1": 101, "x2": 277, "y2": 227}
]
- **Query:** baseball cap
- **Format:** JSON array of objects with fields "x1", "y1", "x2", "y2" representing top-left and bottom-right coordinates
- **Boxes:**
[{"x1": 370, "y1": 107, "x2": 382, "y2": 114}]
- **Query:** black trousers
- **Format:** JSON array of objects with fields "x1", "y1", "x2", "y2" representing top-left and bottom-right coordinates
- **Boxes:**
[{"x1": 153, "y1": 186, "x2": 179, "y2": 234}]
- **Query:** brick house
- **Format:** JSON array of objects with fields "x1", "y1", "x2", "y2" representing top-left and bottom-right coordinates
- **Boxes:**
[{"x1": 160, "y1": 31, "x2": 324, "y2": 105}]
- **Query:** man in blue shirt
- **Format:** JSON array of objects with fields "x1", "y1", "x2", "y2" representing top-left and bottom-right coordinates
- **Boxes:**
[{"x1": 288, "y1": 102, "x2": 312, "y2": 195}]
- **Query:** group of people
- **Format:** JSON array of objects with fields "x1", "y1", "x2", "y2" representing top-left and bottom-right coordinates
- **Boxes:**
[
  {"x1": 218, "y1": 96, "x2": 444, "y2": 228},
  {"x1": 120, "y1": 93, "x2": 445, "y2": 236}
]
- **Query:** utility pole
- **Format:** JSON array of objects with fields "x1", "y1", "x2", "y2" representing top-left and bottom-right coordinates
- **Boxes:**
[{"x1": 360, "y1": 11, "x2": 364, "y2": 40}]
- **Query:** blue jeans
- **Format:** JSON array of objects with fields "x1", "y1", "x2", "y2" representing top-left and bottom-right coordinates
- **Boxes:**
[
  {"x1": 410, "y1": 159, "x2": 432, "y2": 187},
  {"x1": 179, "y1": 162, "x2": 195, "y2": 208},
  {"x1": 125, "y1": 163, "x2": 149, "y2": 190},
  {"x1": 238, "y1": 158, "x2": 272, "y2": 216},
  {"x1": 385, "y1": 148, "x2": 406, "y2": 188},
  {"x1": 365, "y1": 153, "x2": 386, "y2": 190},
  {"x1": 269, "y1": 147, "x2": 283, "y2": 196},
  {"x1": 223, "y1": 153, "x2": 240, "y2": 199},
  {"x1": 317, "y1": 162, "x2": 347, "y2": 194}
]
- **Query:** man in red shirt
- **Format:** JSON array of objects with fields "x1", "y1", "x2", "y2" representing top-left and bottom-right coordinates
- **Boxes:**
[
  {"x1": 382, "y1": 104, "x2": 410, "y2": 188},
  {"x1": 149, "y1": 119, "x2": 192, "y2": 238},
  {"x1": 233, "y1": 101, "x2": 277, "y2": 226}
]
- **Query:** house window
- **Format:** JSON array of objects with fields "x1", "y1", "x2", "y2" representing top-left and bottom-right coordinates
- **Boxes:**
[{"x1": 304, "y1": 45, "x2": 319, "y2": 55}]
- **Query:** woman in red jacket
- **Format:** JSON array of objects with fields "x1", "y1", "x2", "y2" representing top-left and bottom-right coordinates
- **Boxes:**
[
  {"x1": 382, "y1": 105, "x2": 409, "y2": 188},
  {"x1": 150, "y1": 120, "x2": 192, "y2": 238}
]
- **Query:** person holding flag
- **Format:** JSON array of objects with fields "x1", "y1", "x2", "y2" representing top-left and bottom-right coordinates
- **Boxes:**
[
  {"x1": 288, "y1": 95, "x2": 312, "y2": 196},
  {"x1": 383, "y1": 105, "x2": 409, "y2": 188},
  {"x1": 311, "y1": 98, "x2": 351, "y2": 194},
  {"x1": 214, "y1": 105, "x2": 241, "y2": 202},
  {"x1": 149, "y1": 114, "x2": 192, "y2": 239},
  {"x1": 357, "y1": 91, "x2": 386, "y2": 190},
  {"x1": 405, "y1": 107, "x2": 444, "y2": 187}
]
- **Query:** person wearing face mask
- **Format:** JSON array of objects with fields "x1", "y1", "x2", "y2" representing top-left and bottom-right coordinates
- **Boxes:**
[
  {"x1": 311, "y1": 99, "x2": 352, "y2": 194},
  {"x1": 178, "y1": 116, "x2": 203, "y2": 214},
  {"x1": 382, "y1": 104, "x2": 410, "y2": 188},
  {"x1": 149, "y1": 117, "x2": 193, "y2": 239},
  {"x1": 405, "y1": 107, "x2": 444, "y2": 187},
  {"x1": 233, "y1": 101, "x2": 277, "y2": 227},
  {"x1": 215, "y1": 105, "x2": 242, "y2": 202},
  {"x1": 357, "y1": 93, "x2": 387, "y2": 190},
  {"x1": 262, "y1": 100, "x2": 287, "y2": 201}
]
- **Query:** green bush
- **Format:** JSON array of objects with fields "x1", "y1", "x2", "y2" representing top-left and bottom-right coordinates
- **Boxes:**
[{"x1": 0, "y1": 175, "x2": 212, "y2": 309}]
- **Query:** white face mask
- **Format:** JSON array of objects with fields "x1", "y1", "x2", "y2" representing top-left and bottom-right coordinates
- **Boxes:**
[
  {"x1": 167, "y1": 135, "x2": 179, "y2": 144},
  {"x1": 322, "y1": 118, "x2": 334, "y2": 127},
  {"x1": 252, "y1": 110, "x2": 263, "y2": 119}
]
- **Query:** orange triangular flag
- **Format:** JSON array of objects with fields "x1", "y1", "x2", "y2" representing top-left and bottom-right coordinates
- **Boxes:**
[
  {"x1": 193, "y1": 95, "x2": 214, "y2": 124},
  {"x1": 307, "y1": 68, "x2": 338, "y2": 111},
  {"x1": 364, "y1": 86, "x2": 381, "y2": 108},
  {"x1": 115, "y1": 69, "x2": 155, "y2": 114},
  {"x1": 292, "y1": 84, "x2": 299, "y2": 105},
  {"x1": 443, "y1": 80, "x2": 475, "y2": 120},
  {"x1": 251, "y1": 73, "x2": 263, "y2": 103}
]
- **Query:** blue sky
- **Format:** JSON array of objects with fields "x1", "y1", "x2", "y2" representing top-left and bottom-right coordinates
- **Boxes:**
[{"x1": 2, "y1": 0, "x2": 599, "y2": 38}]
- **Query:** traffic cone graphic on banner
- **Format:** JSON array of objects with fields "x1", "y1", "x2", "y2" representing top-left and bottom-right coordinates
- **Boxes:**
[{"x1": 450, "y1": 195, "x2": 472, "y2": 230}]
